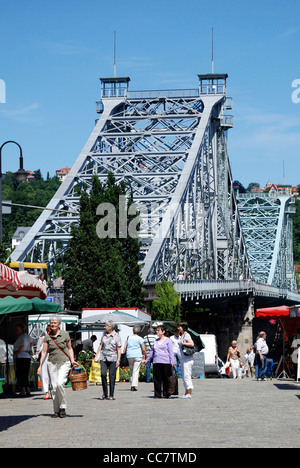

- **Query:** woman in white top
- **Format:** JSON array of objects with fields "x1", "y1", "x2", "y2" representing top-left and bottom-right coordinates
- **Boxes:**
[
  {"x1": 13, "y1": 323, "x2": 34, "y2": 397},
  {"x1": 178, "y1": 321, "x2": 194, "y2": 399}
]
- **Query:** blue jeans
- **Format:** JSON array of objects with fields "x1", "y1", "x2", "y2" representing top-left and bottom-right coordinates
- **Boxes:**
[
  {"x1": 257, "y1": 355, "x2": 267, "y2": 380},
  {"x1": 146, "y1": 360, "x2": 152, "y2": 382}
]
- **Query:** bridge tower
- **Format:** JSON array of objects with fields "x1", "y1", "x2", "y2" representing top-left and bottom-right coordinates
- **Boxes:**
[
  {"x1": 11, "y1": 73, "x2": 251, "y2": 284},
  {"x1": 237, "y1": 193, "x2": 297, "y2": 292}
]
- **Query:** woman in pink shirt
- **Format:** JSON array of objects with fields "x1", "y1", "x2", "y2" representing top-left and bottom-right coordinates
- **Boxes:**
[{"x1": 145, "y1": 325, "x2": 174, "y2": 398}]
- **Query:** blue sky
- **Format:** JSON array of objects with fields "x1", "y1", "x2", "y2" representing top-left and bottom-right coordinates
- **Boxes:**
[{"x1": 0, "y1": 0, "x2": 300, "y2": 188}]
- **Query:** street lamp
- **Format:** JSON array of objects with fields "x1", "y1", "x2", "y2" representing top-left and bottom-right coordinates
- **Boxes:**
[{"x1": 0, "y1": 140, "x2": 28, "y2": 243}]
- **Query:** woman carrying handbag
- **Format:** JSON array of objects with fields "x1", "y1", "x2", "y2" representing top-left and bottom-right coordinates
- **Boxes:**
[
  {"x1": 37, "y1": 315, "x2": 78, "y2": 418},
  {"x1": 178, "y1": 321, "x2": 195, "y2": 399}
]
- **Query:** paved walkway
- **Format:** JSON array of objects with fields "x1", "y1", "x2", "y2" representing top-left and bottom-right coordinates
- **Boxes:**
[{"x1": 1, "y1": 378, "x2": 300, "y2": 448}]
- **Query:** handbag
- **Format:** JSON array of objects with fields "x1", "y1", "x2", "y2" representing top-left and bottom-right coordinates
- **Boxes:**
[
  {"x1": 94, "y1": 350, "x2": 101, "y2": 363},
  {"x1": 167, "y1": 369, "x2": 178, "y2": 396},
  {"x1": 182, "y1": 346, "x2": 195, "y2": 356},
  {"x1": 120, "y1": 353, "x2": 129, "y2": 367},
  {"x1": 120, "y1": 336, "x2": 130, "y2": 367}
]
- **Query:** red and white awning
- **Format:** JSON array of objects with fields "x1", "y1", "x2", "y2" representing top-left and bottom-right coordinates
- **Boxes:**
[
  {"x1": 0, "y1": 263, "x2": 47, "y2": 299},
  {"x1": 0, "y1": 262, "x2": 21, "y2": 288},
  {"x1": 17, "y1": 270, "x2": 47, "y2": 299}
]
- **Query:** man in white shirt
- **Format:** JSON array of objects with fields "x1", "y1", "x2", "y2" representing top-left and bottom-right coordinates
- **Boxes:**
[{"x1": 256, "y1": 331, "x2": 269, "y2": 381}]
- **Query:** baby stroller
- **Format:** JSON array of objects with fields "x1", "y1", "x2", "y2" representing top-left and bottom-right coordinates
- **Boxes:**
[{"x1": 265, "y1": 359, "x2": 274, "y2": 380}]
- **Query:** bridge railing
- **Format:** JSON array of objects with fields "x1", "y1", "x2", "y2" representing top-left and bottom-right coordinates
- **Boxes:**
[{"x1": 173, "y1": 279, "x2": 298, "y2": 301}]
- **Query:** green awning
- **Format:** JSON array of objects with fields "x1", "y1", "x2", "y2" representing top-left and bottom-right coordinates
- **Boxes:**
[{"x1": 0, "y1": 296, "x2": 61, "y2": 315}]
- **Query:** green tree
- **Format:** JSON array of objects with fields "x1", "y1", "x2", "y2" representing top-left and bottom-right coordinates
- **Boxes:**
[
  {"x1": 2, "y1": 171, "x2": 60, "y2": 244},
  {"x1": 63, "y1": 172, "x2": 144, "y2": 310},
  {"x1": 151, "y1": 281, "x2": 181, "y2": 322}
]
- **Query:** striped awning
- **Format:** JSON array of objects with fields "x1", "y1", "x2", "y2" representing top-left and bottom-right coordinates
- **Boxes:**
[{"x1": 0, "y1": 262, "x2": 21, "y2": 288}]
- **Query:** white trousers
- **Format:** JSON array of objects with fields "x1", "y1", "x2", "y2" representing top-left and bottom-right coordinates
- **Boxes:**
[
  {"x1": 47, "y1": 361, "x2": 71, "y2": 412},
  {"x1": 128, "y1": 358, "x2": 142, "y2": 387},
  {"x1": 41, "y1": 353, "x2": 50, "y2": 393},
  {"x1": 181, "y1": 358, "x2": 194, "y2": 390},
  {"x1": 230, "y1": 359, "x2": 241, "y2": 379}
]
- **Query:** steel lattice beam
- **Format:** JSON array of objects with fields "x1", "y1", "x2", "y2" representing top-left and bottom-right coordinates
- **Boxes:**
[
  {"x1": 11, "y1": 74, "x2": 250, "y2": 284},
  {"x1": 237, "y1": 193, "x2": 297, "y2": 291}
]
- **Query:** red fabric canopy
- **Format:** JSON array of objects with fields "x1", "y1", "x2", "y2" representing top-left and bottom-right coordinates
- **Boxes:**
[
  {"x1": 0, "y1": 263, "x2": 47, "y2": 299},
  {"x1": 256, "y1": 305, "x2": 290, "y2": 319},
  {"x1": 0, "y1": 262, "x2": 21, "y2": 288},
  {"x1": 256, "y1": 305, "x2": 300, "y2": 337}
]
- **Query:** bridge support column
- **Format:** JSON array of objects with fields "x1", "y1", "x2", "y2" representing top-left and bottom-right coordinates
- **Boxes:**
[{"x1": 236, "y1": 296, "x2": 255, "y2": 356}]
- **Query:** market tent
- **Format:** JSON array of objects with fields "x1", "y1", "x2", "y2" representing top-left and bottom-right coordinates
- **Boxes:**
[
  {"x1": 0, "y1": 263, "x2": 21, "y2": 288},
  {"x1": 256, "y1": 305, "x2": 290, "y2": 319},
  {"x1": 0, "y1": 296, "x2": 61, "y2": 315},
  {"x1": 0, "y1": 263, "x2": 47, "y2": 299},
  {"x1": 255, "y1": 305, "x2": 300, "y2": 379},
  {"x1": 256, "y1": 305, "x2": 300, "y2": 336},
  {"x1": 16, "y1": 271, "x2": 47, "y2": 299},
  {"x1": 80, "y1": 310, "x2": 146, "y2": 327},
  {"x1": 0, "y1": 297, "x2": 61, "y2": 390}
]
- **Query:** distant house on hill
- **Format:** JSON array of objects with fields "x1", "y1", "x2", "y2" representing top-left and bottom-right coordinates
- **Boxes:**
[
  {"x1": 269, "y1": 184, "x2": 292, "y2": 195},
  {"x1": 56, "y1": 167, "x2": 71, "y2": 182},
  {"x1": 12, "y1": 226, "x2": 31, "y2": 249},
  {"x1": 25, "y1": 170, "x2": 35, "y2": 181}
]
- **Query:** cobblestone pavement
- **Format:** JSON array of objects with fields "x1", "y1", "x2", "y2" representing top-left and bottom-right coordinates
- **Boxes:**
[{"x1": 1, "y1": 378, "x2": 300, "y2": 448}]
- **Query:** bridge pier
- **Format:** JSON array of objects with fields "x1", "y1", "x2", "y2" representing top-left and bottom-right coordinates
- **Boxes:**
[
  {"x1": 235, "y1": 296, "x2": 255, "y2": 357},
  {"x1": 194, "y1": 297, "x2": 255, "y2": 361}
]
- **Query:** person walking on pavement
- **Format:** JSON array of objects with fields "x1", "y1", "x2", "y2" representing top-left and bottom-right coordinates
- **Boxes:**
[
  {"x1": 123, "y1": 326, "x2": 147, "y2": 391},
  {"x1": 244, "y1": 347, "x2": 255, "y2": 379},
  {"x1": 145, "y1": 325, "x2": 174, "y2": 398},
  {"x1": 178, "y1": 321, "x2": 195, "y2": 398},
  {"x1": 94, "y1": 320, "x2": 122, "y2": 400},
  {"x1": 37, "y1": 315, "x2": 78, "y2": 418},
  {"x1": 13, "y1": 323, "x2": 34, "y2": 397},
  {"x1": 143, "y1": 327, "x2": 156, "y2": 382},
  {"x1": 256, "y1": 331, "x2": 269, "y2": 381},
  {"x1": 227, "y1": 341, "x2": 241, "y2": 379}
]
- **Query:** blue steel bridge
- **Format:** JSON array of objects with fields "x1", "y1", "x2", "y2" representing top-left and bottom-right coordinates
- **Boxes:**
[{"x1": 10, "y1": 73, "x2": 300, "y2": 314}]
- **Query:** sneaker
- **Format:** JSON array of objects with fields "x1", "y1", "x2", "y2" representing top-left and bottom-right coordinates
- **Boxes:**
[
  {"x1": 59, "y1": 409, "x2": 67, "y2": 418},
  {"x1": 51, "y1": 412, "x2": 60, "y2": 418}
]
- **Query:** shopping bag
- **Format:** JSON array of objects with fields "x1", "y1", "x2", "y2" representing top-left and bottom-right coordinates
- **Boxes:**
[{"x1": 168, "y1": 370, "x2": 178, "y2": 396}]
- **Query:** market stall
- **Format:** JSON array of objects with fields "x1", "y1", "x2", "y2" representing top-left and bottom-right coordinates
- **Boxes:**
[
  {"x1": 0, "y1": 296, "x2": 62, "y2": 393},
  {"x1": 256, "y1": 305, "x2": 300, "y2": 379},
  {"x1": 0, "y1": 262, "x2": 47, "y2": 299}
]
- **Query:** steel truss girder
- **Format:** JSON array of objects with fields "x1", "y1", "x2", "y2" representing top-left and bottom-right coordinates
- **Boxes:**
[
  {"x1": 11, "y1": 78, "x2": 250, "y2": 284},
  {"x1": 237, "y1": 194, "x2": 297, "y2": 291}
]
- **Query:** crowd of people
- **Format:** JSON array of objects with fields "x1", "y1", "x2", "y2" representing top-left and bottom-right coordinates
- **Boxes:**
[
  {"x1": 10, "y1": 315, "x2": 271, "y2": 419},
  {"x1": 34, "y1": 317, "x2": 196, "y2": 417},
  {"x1": 226, "y1": 331, "x2": 269, "y2": 380}
]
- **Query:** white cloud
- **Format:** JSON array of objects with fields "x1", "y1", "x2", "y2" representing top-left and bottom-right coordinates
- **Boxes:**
[
  {"x1": 0, "y1": 102, "x2": 40, "y2": 123},
  {"x1": 33, "y1": 40, "x2": 94, "y2": 56}
]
